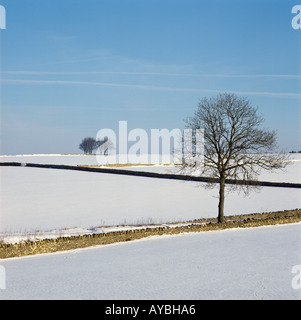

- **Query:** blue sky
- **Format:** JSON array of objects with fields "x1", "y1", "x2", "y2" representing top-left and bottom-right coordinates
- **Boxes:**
[{"x1": 0, "y1": 0, "x2": 300, "y2": 154}]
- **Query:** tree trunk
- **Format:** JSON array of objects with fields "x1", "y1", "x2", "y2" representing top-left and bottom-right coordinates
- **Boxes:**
[{"x1": 218, "y1": 175, "x2": 225, "y2": 223}]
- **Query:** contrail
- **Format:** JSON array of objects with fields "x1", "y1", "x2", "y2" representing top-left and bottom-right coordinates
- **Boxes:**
[
  {"x1": 0, "y1": 71, "x2": 301, "y2": 79},
  {"x1": 1, "y1": 78, "x2": 300, "y2": 98}
]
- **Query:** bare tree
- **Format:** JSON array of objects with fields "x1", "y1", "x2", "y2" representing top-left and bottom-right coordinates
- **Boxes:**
[{"x1": 181, "y1": 93, "x2": 289, "y2": 223}]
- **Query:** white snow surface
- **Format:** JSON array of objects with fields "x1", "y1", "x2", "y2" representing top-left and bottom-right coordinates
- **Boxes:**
[
  {"x1": 0, "y1": 223, "x2": 300, "y2": 300},
  {"x1": 0, "y1": 155, "x2": 300, "y2": 300},
  {"x1": 0, "y1": 154, "x2": 301, "y2": 242}
]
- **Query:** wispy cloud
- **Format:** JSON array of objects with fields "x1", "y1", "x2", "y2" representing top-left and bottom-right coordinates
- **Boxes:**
[
  {"x1": 0, "y1": 71, "x2": 300, "y2": 79},
  {"x1": 1, "y1": 78, "x2": 300, "y2": 98}
]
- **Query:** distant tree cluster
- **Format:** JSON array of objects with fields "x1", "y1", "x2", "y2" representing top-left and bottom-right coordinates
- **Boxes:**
[
  {"x1": 289, "y1": 150, "x2": 301, "y2": 154},
  {"x1": 79, "y1": 137, "x2": 98, "y2": 154},
  {"x1": 79, "y1": 137, "x2": 114, "y2": 155}
]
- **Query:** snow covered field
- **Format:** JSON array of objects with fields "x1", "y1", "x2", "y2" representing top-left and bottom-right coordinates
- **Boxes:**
[
  {"x1": 0, "y1": 154, "x2": 301, "y2": 239},
  {"x1": 0, "y1": 154, "x2": 300, "y2": 300},
  {"x1": 0, "y1": 223, "x2": 300, "y2": 300}
]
